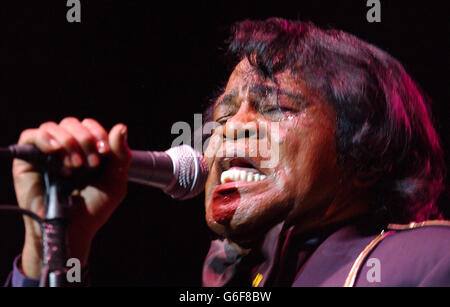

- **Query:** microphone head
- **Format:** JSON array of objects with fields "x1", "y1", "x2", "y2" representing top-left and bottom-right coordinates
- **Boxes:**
[{"x1": 164, "y1": 145, "x2": 209, "y2": 200}]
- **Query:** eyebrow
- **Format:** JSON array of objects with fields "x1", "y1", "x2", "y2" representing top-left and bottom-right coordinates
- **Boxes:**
[
  {"x1": 214, "y1": 84, "x2": 304, "y2": 108},
  {"x1": 215, "y1": 89, "x2": 238, "y2": 109}
]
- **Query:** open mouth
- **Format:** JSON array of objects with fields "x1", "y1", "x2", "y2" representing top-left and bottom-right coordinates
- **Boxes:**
[
  {"x1": 219, "y1": 157, "x2": 267, "y2": 184},
  {"x1": 212, "y1": 157, "x2": 268, "y2": 226}
]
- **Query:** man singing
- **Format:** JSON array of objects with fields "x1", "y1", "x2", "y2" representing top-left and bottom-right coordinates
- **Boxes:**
[{"x1": 6, "y1": 18, "x2": 450, "y2": 286}]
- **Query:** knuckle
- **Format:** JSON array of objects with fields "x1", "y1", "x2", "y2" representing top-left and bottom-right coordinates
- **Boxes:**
[
  {"x1": 36, "y1": 129, "x2": 49, "y2": 140},
  {"x1": 81, "y1": 118, "x2": 98, "y2": 125},
  {"x1": 82, "y1": 118, "x2": 107, "y2": 136},
  {"x1": 39, "y1": 121, "x2": 57, "y2": 130},
  {"x1": 18, "y1": 128, "x2": 34, "y2": 143},
  {"x1": 59, "y1": 117, "x2": 80, "y2": 126}
]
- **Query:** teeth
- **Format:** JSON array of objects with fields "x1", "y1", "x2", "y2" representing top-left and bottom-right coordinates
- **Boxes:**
[
  {"x1": 220, "y1": 169, "x2": 267, "y2": 184},
  {"x1": 247, "y1": 172, "x2": 253, "y2": 182},
  {"x1": 240, "y1": 171, "x2": 247, "y2": 181}
]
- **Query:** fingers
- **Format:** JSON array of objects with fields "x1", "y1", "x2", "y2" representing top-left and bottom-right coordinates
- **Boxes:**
[
  {"x1": 39, "y1": 120, "x2": 85, "y2": 168},
  {"x1": 18, "y1": 128, "x2": 62, "y2": 154},
  {"x1": 17, "y1": 117, "x2": 113, "y2": 169},
  {"x1": 81, "y1": 118, "x2": 110, "y2": 154},
  {"x1": 59, "y1": 117, "x2": 107, "y2": 168}
]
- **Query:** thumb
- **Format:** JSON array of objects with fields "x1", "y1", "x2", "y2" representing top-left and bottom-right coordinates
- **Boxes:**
[{"x1": 108, "y1": 123, "x2": 131, "y2": 172}]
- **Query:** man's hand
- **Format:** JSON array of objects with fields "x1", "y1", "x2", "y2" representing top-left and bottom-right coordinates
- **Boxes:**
[{"x1": 12, "y1": 117, "x2": 131, "y2": 279}]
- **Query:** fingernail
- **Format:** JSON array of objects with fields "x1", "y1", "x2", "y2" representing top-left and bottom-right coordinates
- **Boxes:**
[
  {"x1": 87, "y1": 153, "x2": 99, "y2": 168},
  {"x1": 71, "y1": 152, "x2": 83, "y2": 168},
  {"x1": 96, "y1": 140, "x2": 107, "y2": 154},
  {"x1": 121, "y1": 126, "x2": 128, "y2": 143},
  {"x1": 49, "y1": 139, "x2": 60, "y2": 149}
]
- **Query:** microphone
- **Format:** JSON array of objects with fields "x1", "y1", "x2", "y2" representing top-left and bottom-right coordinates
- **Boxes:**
[
  {"x1": 128, "y1": 145, "x2": 208, "y2": 200},
  {"x1": 1, "y1": 144, "x2": 209, "y2": 200}
]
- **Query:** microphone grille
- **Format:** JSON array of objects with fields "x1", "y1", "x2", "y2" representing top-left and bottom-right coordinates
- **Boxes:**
[{"x1": 165, "y1": 145, "x2": 209, "y2": 200}]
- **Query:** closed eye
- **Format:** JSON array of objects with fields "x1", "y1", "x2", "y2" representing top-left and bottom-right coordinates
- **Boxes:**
[{"x1": 216, "y1": 115, "x2": 232, "y2": 125}]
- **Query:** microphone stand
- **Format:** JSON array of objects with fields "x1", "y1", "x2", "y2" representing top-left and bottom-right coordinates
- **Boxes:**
[{"x1": 39, "y1": 155, "x2": 73, "y2": 287}]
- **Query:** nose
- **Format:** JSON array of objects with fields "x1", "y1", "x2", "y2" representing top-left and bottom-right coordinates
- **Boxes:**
[{"x1": 222, "y1": 101, "x2": 260, "y2": 141}]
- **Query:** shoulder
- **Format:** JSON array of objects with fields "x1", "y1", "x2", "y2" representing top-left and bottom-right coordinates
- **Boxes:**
[
  {"x1": 384, "y1": 220, "x2": 450, "y2": 254},
  {"x1": 380, "y1": 220, "x2": 450, "y2": 266},
  {"x1": 355, "y1": 220, "x2": 450, "y2": 286}
]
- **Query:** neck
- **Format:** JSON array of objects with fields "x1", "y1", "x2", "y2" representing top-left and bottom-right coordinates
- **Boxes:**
[{"x1": 289, "y1": 187, "x2": 372, "y2": 238}]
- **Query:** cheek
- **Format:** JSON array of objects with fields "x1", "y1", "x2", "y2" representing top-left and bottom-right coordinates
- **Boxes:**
[
  {"x1": 275, "y1": 122, "x2": 305, "y2": 175},
  {"x1": 204, "y1": 132, "x2": 223, "y2": 197},
  {"x1": 276, "y1": 118, "x2": 337, "y2": 198},
  {"x1": 204, "y1": 132, "x2": 222, "y2": 168}
]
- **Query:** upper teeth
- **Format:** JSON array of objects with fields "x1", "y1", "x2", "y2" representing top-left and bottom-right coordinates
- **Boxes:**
[{"x1": 220, "y1": 169, "x2": 267, "y2": 184}]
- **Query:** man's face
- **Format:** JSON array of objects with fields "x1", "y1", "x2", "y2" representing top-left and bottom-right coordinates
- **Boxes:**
[{"x1": 204, "y1": 58, "x2": 340, "y2": 247}]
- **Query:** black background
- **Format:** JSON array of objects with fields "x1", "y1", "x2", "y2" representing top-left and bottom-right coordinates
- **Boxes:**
[{"x1": 0, "y1": 1, "x2": 448, "y2": 286}]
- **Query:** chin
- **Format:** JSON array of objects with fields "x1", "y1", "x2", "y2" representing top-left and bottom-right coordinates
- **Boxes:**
[
  {"x1": 211, "y1": 207, "x2": 278, "y2": 248},
  {"x1": 223, "y1": 221, "x2": 269, "y2": 248}
]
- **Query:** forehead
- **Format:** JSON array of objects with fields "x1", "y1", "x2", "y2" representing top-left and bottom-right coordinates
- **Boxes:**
[{"x1": 222, "y1": 58, "x2": 304, "y2": 99}]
